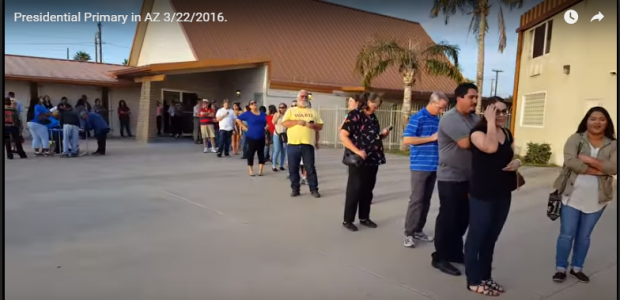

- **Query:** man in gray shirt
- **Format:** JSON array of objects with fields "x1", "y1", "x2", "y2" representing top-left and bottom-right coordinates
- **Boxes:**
[{"x1": 431, "y1": 83, "x2": 480, "y2": 276}]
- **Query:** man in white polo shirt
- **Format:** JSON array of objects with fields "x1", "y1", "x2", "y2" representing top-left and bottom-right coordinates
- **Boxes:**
[{"x1": 215, "y1": 99, "x2": 236, "y2": 157}]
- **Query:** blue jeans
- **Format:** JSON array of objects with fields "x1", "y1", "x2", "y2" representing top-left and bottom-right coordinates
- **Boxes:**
[
  {"x1": 63, "y1": 124, "x2": 80, "y2": 155},
  {"x1": 240, "y1": 132, "x2": 248, "y2": 158},
  {"x1": 287, "y1": 144, "x2": 318, "y2": 192},
  {"x1": 217, "y1": 130, "x2": 232, "y2": 155},
  {"x1": 27, "y1": 122, "x2": 50, "y2": 150},
  {"x1": 464, "y1": 195, "x2": 511, "y2": 286},
  {"x1": 272, "y1": 133, "x2": 286, "y2": 168},
  {"x1": 556, "y1": 204, "x2": 605, "y2": 271}
]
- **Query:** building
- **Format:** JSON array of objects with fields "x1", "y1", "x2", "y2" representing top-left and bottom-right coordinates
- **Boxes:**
[
  {"x1": 511, "y1": 0, "x2": 617, "y2": 165},
  {"x1": 4, "y1": 55, "x2": 141, "y2": 138},
  {"x1": 117, "y1": 0, "x2": 459, "y2": 142}
]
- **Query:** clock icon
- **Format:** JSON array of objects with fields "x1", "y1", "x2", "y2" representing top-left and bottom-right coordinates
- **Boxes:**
[{"x1": 564, "y1": 9, "x2": 579, "y2": 24}]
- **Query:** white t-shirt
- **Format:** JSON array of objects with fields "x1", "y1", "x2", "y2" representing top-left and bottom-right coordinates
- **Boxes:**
[
  {"x1": 216, "y1": 108, "x2": 236, "y2": 131},
  {"x1": 193, "y1": 105, "x2": 200, "y2": 117},
  {"x1": 562, "y1": 144, "x2": 607, "y2": 213}
]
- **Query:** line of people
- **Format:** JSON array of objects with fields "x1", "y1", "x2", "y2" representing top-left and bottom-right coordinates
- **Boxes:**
[{"x1": 338, "y1": 83, "x2": 616, "y2": 296}]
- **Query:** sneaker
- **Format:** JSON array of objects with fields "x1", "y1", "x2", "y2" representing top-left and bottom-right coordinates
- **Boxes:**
[
  {"x1": 300, "y1": 178, "x2": 307, "y2": 185},
  {"x1": 272, "y1": 167, "x2": 278, "y2": 172},
  {"x1": 203, "y1": 148, "x2": 209, "y2": 153},
  {"x1": 279, "y1": 167, "x2": 285, "y2": 171},
  {"x1": 403, "y1": 236, "x2": 416, "y2": 248},
  {"x1": 359, "y1": 219, "x2": 377, "y2": 228},
  {"x1": 343, "y1": 222, "x2": 358, "y2": 232},
  {"x1": 413, "y1": 232, "x2": 434, "y2": 242},
  {"x1": 311, "y1": 191, "x2": 321, "y2": 198},
  {"x1": 570, "y1": 270, "x2": 590, "y2": 283},
  {"x1": 210, "y1": 147, "x2": 217, "y2": 153},
  {"x1": 552, "y1": 271, "x2": 567, "y2": 282},
  {"x1": 290, "y1": 190, "x2": 300, "y2": 197}
]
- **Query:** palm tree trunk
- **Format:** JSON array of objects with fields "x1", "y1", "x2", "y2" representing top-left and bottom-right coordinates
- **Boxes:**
[
  {"x1": 475, "y1": 13, "x2": 487, "y2": 115},
  {"x1": 399, "y1": 79, "x2": 413, "y2": 151}
]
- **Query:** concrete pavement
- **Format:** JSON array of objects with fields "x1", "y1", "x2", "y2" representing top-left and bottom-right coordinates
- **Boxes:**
[{"x1": 4, "y1": 140, "x2": 617, "y2": 300}]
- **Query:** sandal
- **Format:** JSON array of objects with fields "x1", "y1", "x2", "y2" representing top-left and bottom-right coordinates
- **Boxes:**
[
  {"x1": 467, "y1": 284, "x2": 499, "y2": 296},
  {"x1": 484, "y1": 279, "x2": 505, "y2": 293}
]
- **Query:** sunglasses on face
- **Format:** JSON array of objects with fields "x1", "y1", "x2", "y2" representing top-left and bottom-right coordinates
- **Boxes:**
[
  {"x1": 495, "y1": 109, "x2": 509, "y2": 116},
  {"x1": 279, "y1": 106, "x2": 286, "y2": 109},
  {"x1": 249, "y1": 102, "x2": 256, "y2": 105}
]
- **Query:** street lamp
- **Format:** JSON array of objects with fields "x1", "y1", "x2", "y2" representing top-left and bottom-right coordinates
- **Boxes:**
[{"x1": 491, "y1": 69, "x2": 504, "y2": 96}]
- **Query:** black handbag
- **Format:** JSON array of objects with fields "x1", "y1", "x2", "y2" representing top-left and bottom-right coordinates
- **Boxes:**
[
  {"x1": 37, "y1": 113, "x2": 51, "y2": 125},
  {"x1": 342, "y1": 149, "x2": 363, "y2": 167},
  {"x1": 278, "y1": 132, "x2": 288, "y2": 144},
  {"x1": 547, "y1": 141, "x2": 583, "y2": 221}
]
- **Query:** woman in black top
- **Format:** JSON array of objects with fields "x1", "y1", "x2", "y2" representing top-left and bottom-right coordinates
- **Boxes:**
[
  {"x1": 465, "y1": 97, "x2": 522, "y2": 296},
  {"x1": 339, "y1": 92, "x2": 392, "y2": 232},
  {"x1": 118, "y1": 100, "x2": 133, "y2": 137}
]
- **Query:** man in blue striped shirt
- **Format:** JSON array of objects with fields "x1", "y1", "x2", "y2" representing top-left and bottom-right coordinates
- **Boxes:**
[{"x1": 402, "y1": 92, "x2": 449, "y2": 248}]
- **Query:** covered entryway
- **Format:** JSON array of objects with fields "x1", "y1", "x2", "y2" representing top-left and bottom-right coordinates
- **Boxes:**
[{"x1": 111, "y1": 59, "x2": 270, "y2": 142}]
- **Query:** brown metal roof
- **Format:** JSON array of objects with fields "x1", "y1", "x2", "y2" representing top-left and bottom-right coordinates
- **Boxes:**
[
  {"x1": 4, "y1": 55, "x2": 135, "y2": 86},
  {"x1": 170, "y1": 0, "x2": 458, "y2": 94}
]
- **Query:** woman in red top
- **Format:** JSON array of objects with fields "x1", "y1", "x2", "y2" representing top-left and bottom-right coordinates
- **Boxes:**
[{"x1": 265, "y1": 105, "x2": 277, "y2": 168}]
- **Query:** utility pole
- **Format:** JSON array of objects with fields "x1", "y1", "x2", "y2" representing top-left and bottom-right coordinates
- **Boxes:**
[
  {"x1": 66, "y1": 48, "x2": 69, "y2": 60},
  {"x1": 94, "y1": 33, "x2": 99, "y2": 63},
  {"x1": 490, "y1": 79, "x2": 495, "y2": 97},
  {"x1": 491, "y1": 69, "x2": 504, "y2": 96},
  {"x1": 97, "y1": 22, "x2": 103, "y2": 63}
]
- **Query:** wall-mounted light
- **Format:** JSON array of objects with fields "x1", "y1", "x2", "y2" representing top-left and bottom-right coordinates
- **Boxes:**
[
  {"x1": 308, "y1": 93, "x2": 313, "y2": 100},
  {"x1": 563, "y1": 65, "x2": 571, "y2": 75},
  {"x1": 235, "y1": 90, "x2": 241, "y2": 97}
]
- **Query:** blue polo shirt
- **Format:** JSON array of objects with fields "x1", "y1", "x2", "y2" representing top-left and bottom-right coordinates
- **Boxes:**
[{"x1": 403, "y1": 107, "x2": 439, "y2": 171}]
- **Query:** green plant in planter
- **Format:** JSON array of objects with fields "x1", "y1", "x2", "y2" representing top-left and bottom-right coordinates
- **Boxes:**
[{"x1": 524, "y1": 142, "x2": 552, "y2": 165}]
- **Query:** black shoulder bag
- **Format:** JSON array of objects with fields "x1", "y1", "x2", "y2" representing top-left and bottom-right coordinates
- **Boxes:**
[{"x1": 547, "y1": 141, "x2": 583, "y2": 221}]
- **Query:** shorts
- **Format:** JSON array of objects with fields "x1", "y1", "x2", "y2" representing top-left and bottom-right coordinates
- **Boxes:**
[{"x1": 200, "y1": 124, "x2": 215, "y2": 138}]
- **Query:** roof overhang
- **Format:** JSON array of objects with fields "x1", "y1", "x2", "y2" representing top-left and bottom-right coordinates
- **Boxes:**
[
  {"x1": 5, "y1": 75, "x2": 137, "y2": 88},
  {"x1": 111, "y1": 58, "x2": 271, "y2": 79},
  {"x1": 516, "y1": 0, "x2": 583, "y2": 32}
]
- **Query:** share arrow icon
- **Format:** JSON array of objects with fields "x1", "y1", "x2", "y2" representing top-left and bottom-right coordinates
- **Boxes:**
[{"x1": 591, "y1": 12, "x2": 604, "y2": 22}]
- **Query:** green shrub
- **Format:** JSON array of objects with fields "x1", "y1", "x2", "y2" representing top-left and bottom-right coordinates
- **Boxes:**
[{"x1": 524, "y1": 142, "x2": 552, "y2": 165}]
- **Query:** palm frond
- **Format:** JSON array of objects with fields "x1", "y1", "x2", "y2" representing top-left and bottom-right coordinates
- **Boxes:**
[
  {"x1": 421, "y1": 42, "x2": 461, "y2": 67},
  {"x1": 497, "y1": 6, "x2": 507, "y2": 52},
  {"x1": 424, "y1": 59, "x2": 463, "y2": 83},
  {"x1": 355, "y1": 38, "x2": 406, "y2": 88},
  {"x1": 497, "y1": 0, "x2": 524, "y2": 10}
]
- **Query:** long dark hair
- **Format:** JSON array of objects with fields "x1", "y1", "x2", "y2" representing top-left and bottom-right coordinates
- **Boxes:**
[
  {"x1": 268, "y1": 105, "x2": 277, "y2": 115},
  {"x1": 354, "y1": 92, "x2": 381, "y2": 112},
  {"x1": 473, "y1": 96, "x2": 506, "y2": 130},
  {"x1": 577, "y1": 106, "x2": 616, "y2": 140},
  {"x1": 118, "y1": 100, "x2": 127, "y2": 109}
]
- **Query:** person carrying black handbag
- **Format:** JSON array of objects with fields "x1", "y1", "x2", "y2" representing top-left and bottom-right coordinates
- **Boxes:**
[{"x1": 339, "y1": 92, "x2": 391, "y2": 232}]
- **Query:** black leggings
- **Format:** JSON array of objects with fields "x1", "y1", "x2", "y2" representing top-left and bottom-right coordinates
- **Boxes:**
[{"x1": 246, "y1": 137, "x2": 265, "y2": 166}]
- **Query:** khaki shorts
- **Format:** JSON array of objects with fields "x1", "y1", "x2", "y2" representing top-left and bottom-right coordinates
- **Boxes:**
[{"x1": 200, "y1": 124, "x2": 215, "y2": 138}]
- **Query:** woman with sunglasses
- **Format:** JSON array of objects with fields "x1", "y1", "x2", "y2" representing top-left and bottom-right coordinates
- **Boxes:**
[
  {"x1": 236, "y1": 101, "x2": 268, "y2": 176},
  {"x1": 231, "y1": 102, "x2": 243, "y2": 155}
]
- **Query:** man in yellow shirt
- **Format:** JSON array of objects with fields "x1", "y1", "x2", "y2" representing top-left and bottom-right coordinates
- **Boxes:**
[{"x1": 282, "y1": 90, "x2": 323, "y2": 198}]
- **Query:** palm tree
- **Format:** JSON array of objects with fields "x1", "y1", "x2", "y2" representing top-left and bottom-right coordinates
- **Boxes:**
[
  {"x1": 122, "y1": 59, "x2": 129, "y2": 66},
  {"x1": 355, "y1": 37, "x2": 464, "y2": 123},
  {"x1": 431, "y1": 0, "x2": 524, "y2": 114},
  {"x1": 73, "y1": 51, "x2": 91, "y2": 62}
]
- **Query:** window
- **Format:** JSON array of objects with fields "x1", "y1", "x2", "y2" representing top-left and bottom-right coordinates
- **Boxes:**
[
  {"x1": 520, "y1": 92, "x2": 547, "y2": 128},
  {"x1": 531, "y1": 20, "x2": 553, "y2": 58}
]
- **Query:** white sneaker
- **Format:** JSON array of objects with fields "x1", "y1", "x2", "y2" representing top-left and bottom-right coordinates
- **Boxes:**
[
  {"x1": 403, "y1": 236, "x2": 416, "y2": 248},
  {"x1": 413, "y1": 232, "x2": 434, "y2": 242},
  {"x1": 210, "y1": 147, "x2": 217, "y2": 153},
  {"x1": 203, "y1": 148, "x2": 209, "y2": 153}
]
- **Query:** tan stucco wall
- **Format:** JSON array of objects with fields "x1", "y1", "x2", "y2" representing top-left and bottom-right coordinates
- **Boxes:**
[
  {"x1": 137, "y1": 0, "x2": 195, "y2": 66},
  {"x1": 514, "y1": 0, "x2": 617, "y2": 166}
]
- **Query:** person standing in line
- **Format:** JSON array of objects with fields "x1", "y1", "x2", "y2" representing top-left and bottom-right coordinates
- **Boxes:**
[
  {"x1": 552, "y1": 106, "x2": 617, "y2": 284},
  {"x1": 271, "y1": 103, "x2": 288, "y2": 171},
  {"x1": 27, "y1": 96, "x2": 52, "y2": 156},
  {"x1": 192, "y1": 99, "x2": 202, "y2": 144},
  {"x1": 215, "y1": 99, "x2": 236, "y2": 157},
  {"x1": 432, "y1": 83, "x2": 480, "y2": 276},
  {"x1": 282, "y1": 90, "x2": 324, "y2": 198},
  {"x1": 117, "y1": 100, "x2": 133, "y2": 137},
  {"x1": 231, "y1": 102, "x2": 243, "y2": 155},
  {"x1": 156, "y1": 101, "x2": 163, "y2": 136},
  {"x1": 402, "y1": 92, "x2": 448, "y2": 248},
  {"x1": 59, "y1": 108, "x2": 82, "y2": 157},
  {"x1": 340, "y1": 92, "x2": 390, "y2": 231},
  {"x1": 58, "y1": 97, "x2": 73, "y2": 112},
  {"x1": 80, "y1": 111, "x2": 110, "y2": 155},
  {"x1": 169, "y1": 101, "x2": 184, "y2": 139},
  {"x1": 93, "y1": 98, "x2": 107, "y2": 117},
  {"x1": 465, "y1": 98, "x2": 521, "y2": 295},
  {"x1": 4, "y1": 96, "x2": 27, "y2": 159},
  {"x1": 265, "y1": 105, "x2": 277, "y2": 162},
  {"x1": 235, "y1": 100, "x2": 267, "y2": 176},
  {"x1": 199, "y1": 100, "x2": 217, "y2": 153}
]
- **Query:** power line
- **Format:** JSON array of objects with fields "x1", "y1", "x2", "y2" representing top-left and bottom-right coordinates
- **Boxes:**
[{"x1": 6, "y1": 42, "x2": 93, "y2": 45}]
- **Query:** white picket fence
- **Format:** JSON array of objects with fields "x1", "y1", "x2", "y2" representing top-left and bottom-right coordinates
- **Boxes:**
[{"x1": 315, "y1": 104, "x2": 512, "y2": 150}]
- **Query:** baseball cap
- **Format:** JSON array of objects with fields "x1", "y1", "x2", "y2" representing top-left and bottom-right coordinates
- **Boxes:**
[{"x1": 202, "y1": 99, "x2": 210, "y2": 102}]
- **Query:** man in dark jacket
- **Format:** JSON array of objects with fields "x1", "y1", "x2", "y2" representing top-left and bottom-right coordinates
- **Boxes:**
[
  {"x1": 81, "y1": 111, "x2": 110, "y2": 155},
  {"x1": 60, "y1": 109, "x2": 81, "y2": 157}
]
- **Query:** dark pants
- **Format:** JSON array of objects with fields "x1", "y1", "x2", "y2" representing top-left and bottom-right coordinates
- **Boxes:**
[
  {"x1": 156, "y1": 115, "x2": 162, "y2": 135},
  {"x1": 50, "y1": 130, "x2": 63, "y2": 154},
  {"x1": 246, "y1": 137, "x2": 265, "y2": 166},
  {"x1": 287, "y1": 144, "x2": 318, "y2": 192},
  {"x1": 95, "y1": 129, "x2": 109, "y2": 154},
  {"x1": 4, "y1": 127, "x2": 26, "y2": 158},
  {"x1": 465, "y1": 196, "x2": 511, "y2": 285},
  {"x1": 217, "y1": 130, "x2": 233, "y2": 156},
  {"x1": 344, "y1": 165, "x2": 379, "y2": 223},
  {"x1": 433, "y1": 181, "x2": 470, "y2": 262},
  {"x1": 404, "y1": 171, "x2": 437, "y2": 236},
  {"x1": 120, "y1": 119, "x2": 132, "y2": 136},
  {"x1": 171, "y1": 116, "x2": 183, "y2": 136}
]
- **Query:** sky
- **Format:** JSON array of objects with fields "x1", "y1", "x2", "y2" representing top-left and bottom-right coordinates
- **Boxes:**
[{"x1": 5, "y1": 0, "x2": 542, "y2": 97}]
